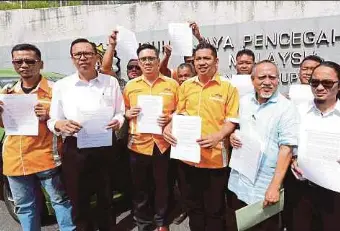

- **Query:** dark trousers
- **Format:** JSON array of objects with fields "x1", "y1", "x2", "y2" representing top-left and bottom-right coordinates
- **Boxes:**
[
  {"x1": 226, "y1": 191, "x2": 280, "y2": 231},
  {"x1": 177, "y1": 161, "x2": 227, "y2": 231},
  {"x1": 62, "y1": 136, "x2": 115, "y2": 231},
  {"x1": 129, "y1": 146, "x2": 170, "y2": 231},
  {"x1": 284, "y1": 169, "x2": 340, "y2": 231},
  {"x1": 168, "y1": 159, "x2": 187, "y2": 213}
]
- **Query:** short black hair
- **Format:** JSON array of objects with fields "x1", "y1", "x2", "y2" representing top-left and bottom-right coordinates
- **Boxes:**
[
  {"x1": 177, "y1": 63, "x2": 195, "y2": 74},
  {"x1": 193, "y1": 42, "x2": 217, "y2": 58},
  {"x1": 70, "y1": 38, "x2": 97, "y2": 56},
  {"x1": 312, "y1": 61, "x2": 340, "y2": 81},
  {"x1": 127, "y1": 58, "x2": 138, "y2": 67},
  {"x1": 300, "y1": 55, "x2": 324, "y2": 67},
  {"x1": 136, "y1": 43, "x2": 159, "y2": 58},
  {"x1": 11, "y1": 43, "x2": 41, "y2": 59},
  {"x1": 236, "y1": 49, "x2": 255, "y2": 62}
]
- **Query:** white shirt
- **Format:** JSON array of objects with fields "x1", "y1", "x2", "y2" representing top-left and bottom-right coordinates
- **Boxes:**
[{"x1": 47, "y1": 72, "x2": 125, "y2": 136}]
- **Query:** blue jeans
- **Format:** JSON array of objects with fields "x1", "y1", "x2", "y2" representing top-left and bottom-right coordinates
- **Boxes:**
[{"x1": 7, "y1": 168, "x2": 76, "y2": 231}]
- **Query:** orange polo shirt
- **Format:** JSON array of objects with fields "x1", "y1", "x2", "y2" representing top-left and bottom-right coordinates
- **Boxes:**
[
  {"x1": 2, "y1": 77, "x2": 63, "y2": 176},
  {"x1": 176, "y1": 74, "x2": 239, "y2": 169},
  {"x1": 123, "y1": 74, "x2": 179, "y2": 155}
]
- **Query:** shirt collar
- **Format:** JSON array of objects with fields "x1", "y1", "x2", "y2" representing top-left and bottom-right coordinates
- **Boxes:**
[
  {"x1": 137, "y1": 73, "x2": 166, "y2": 83},
  {"x1": 193, "y1": 73, "x2": 221, "y2": 85},
  {"x1": 73, "y1": 71, "x2": 102, "y2": 86},
  {"x1": 306, "y1": 99, "x2": 340, "y2": 116},
  {"x1": 251, "y1": 89, "x2": 279, "y2": 105},
  {"x1": 11, "y1": 75, "x2": 49, "y2": 94}
]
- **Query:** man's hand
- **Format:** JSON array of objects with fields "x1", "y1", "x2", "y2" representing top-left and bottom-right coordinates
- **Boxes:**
[
  {"x1": 263, "y1": 183, "x2": 280, "y2": 208},
  {"x1": 163, "y1": 45, "x2": 172, "y2": 58},
  {"x1": 163, "y1": 121, "x2": 177, "y2": 146},
  {"x1": 34, "y1": 103, "x2": 49, "y2": 121},
  {"x1": 197, "y1": 132, "x2": 223, "y2": 148},
  {"x1": 230, "y1": 131, "x2": 242, "y2": 148},
  {"x1": 55, "y1": 120, "x2": 82, "y2": 135},
  {"x1": 291, "y1": 158, "x2": 304, "y2": 179},
  {"x1": 108, "y1": 30, "x2": 118, "y2": 48},
  {"x1": 189, "y1": 21, "x2": 203, "y2": 42},
  {"x1": 106, "y1": 119, "x2": 120, "y2": 131},
  {"x1": 125, "y1": 106, "x2": 141, "y2": 120},
  {"x1": 157, "y1": 114, "x2": 170, "y2": 128}
]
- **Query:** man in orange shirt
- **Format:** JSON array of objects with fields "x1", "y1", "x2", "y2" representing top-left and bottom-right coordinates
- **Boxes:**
[
  {"x1": 0, "y1": 44, "x2": 75, "y2": 231},
  {"x1": 163, "y1": 42, "x2": 239, "y2": 231},
  {"x1": 123, "y1": 43, "x2": 179, "y2": 231}
]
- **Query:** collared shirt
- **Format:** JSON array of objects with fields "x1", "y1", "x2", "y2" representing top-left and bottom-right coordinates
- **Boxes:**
[
  {"x1": 2, "y1": 77, "x2": 62, "y2": 176},
  {"x1": 176, "y1": 74, "x2": 239, "y2": 169},
  {"x1": 228, "y1": 90, "x2": 299, "y2": 204},
  {"x1": 123, "y1": 74, "x2": 179, "y2": 155},
  {"x1": 47, "y1": 72, "x2": 125, "y2": 136}
]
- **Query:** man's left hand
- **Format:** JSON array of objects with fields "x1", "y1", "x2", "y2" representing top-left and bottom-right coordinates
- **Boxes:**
[
  {"x1": 34, "y1": 103, "x2": 49, "y2": 121},
  {"x1": 263, "y1": 183, "x2": 280, "y2": 208},
  {"x1": 197, "y1": 133, "x2": 223, "y2": 148},
  {"x1": 106, "y1": 119, "x2": 120, "y2": 131},
  {"x1": 157, "y1": 114, "x2": 170, "y2": 128}
]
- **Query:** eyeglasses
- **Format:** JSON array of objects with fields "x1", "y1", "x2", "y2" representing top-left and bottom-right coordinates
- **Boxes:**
[
  {"x1": 12, "y1": 59, "x2": 40, "y2": 66},
  {"x1": 72, "y1": 52, "x2": 96, "y2": 59},
  {"x1": 127, "y1": 65, "x2": 141, "y2": 71},
  {"x1": 138, "y1": 56, "x2": 157, "y2": 63},
  {"x1": 309, "y1": 78, "x2": 339, "y2": 89}
]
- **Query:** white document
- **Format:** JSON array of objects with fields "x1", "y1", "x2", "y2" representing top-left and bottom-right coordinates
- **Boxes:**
[
  {"x1": 229, "y1": 130, "x2": 262, "y2": 184},
  {"x1": 230, "y1": 75, "x2": 253, "y2": 98},
  {"x1": 77, "y1": 107, "x2": 113, "y2": 149},
  {"x1": 137, "y1": 95, "x2": 163, "y2": 135},
  {"x1": 289, "y1": 84, "x2": 313, "y2": 105},
  {"x1": 168, "y1": 23, "x2": 193, "y2": 56},
  {"x1": 170, "y1": 115, "x2": 201, "y2": 163},
  {"x1": 116, "y1": 25, "x2": 139, "y2": 60},
  {"x1": 298, "y1": 129, "x2": 340, "y2": 192},
  {"x1": 0, "y1": 94, "x2": 38, "y2": 136},
  {"x1": 236, "y1": 190, "x2": 284, "y2": 231}
]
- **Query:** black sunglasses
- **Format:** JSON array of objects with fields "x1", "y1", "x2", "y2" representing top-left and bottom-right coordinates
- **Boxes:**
[
  {"x1": 127, "y1": 65, "x2": 141, "y2": 71},
  {"x1": 12, "y1": 59, "x2": 40, "y2": 65},
  {"x1": 309, "y1": 78, "x2": 339, "y2": 89}
]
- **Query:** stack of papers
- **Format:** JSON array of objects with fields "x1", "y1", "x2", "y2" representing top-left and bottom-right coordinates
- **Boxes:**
[
  {"x1": 236, "y1": 190, "x2": 284, "y2": 231},
  {"x1": 229, "y1": 75, "x2": 253, "y2": 98}
]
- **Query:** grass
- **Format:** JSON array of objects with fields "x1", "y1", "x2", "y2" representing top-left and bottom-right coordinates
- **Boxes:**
[{"x1": 0, "y1": 1, "x2": 82, "y2": 10}]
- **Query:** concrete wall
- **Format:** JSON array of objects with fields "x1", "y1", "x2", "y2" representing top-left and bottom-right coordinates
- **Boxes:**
[
  {"x1": 1, "y1": 1, "x2": 340, "y2": 45},
  {"x1": 1, "y1": 0, "x2": 340, "y2": 94}
]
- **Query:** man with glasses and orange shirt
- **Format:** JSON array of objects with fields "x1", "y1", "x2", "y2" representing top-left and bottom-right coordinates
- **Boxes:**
[
  {"x1": 123, "y1": 43, "x2": 179, "y2": 231},
  {"x1": 48, "y1": 38, "x2": 125, "y2": 231},
  {"x1": 0, "y1": 43, "x2": 75, "y2": 231}
]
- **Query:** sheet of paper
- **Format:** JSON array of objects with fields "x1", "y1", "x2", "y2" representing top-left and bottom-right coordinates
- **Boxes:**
[
  {"x1": 0, "y1": 94, "x2": 38, "y2": 136},
  {"x1": 137, "y1": 95, "x2": 163, "y2": 135},
  {"x1": 168, "y1": 23, "x2": 193, "y2": 56},
  {"x1": 170, "y1": 115, "x2": 201, "y2": 163},
  {"x1": 229, "y1": 130, "x2": 262, "y2": 184},
  {"x1": 236, "y1": 190, "x2": 284, "y2": 231},
  {"x1": 116, "y1": 25, "x2": 138, "y2": 60},
  {"x1": 77, "y1": 107, "x2": 113, "y2": 149},
  {"x1": 297, "y1": 129, "x2": 340, "y2": 192},
  {"x1": 289, "y1": 84, "x2": 313, "y2": 105},
  {"x1": 230, "y1": 75, "x2": 253, "y2": 98}
]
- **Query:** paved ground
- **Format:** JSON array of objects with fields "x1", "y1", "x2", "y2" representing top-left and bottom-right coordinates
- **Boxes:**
[{"x1": 0, "y1": 200, "x2": 190, "y2": 231}]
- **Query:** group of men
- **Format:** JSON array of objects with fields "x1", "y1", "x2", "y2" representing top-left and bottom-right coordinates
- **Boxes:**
[{"x1": 0, "y1": 21, "x2": 339, "y2": 231}]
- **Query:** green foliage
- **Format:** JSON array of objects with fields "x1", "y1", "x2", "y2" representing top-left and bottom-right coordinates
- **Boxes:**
[{"x1": 0, "y1": 1, "x2": 82, "y2": 11}]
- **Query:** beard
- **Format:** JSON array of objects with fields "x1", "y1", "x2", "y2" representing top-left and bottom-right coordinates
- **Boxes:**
[
  {"x1": 260, "y1": 92, "x2": 273, "y2": 99},
  {"x1": 314, "y1": 98, "x2": 326, "y2": 104}
]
